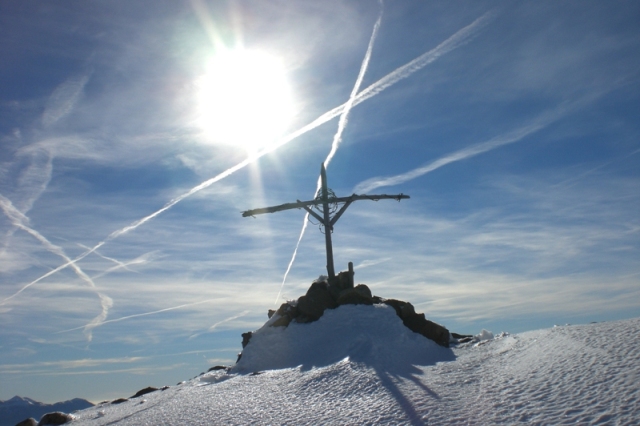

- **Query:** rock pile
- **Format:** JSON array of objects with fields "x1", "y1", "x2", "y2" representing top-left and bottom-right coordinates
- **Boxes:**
[{"x1": 241, "y1": 271, "x2": 450, "y2": 353}]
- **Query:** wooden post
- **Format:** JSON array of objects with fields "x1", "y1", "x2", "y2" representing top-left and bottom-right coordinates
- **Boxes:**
[
  {"x1": 348, "y1": 261, "x2": 354, "y2": 289},
  {"x1": 321, "y1": 164, "x2": 335, "y2": 279}
]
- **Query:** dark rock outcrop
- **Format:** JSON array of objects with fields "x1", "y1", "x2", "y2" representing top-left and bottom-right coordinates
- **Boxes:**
[
  {"x1": 297, "y1": 281, "x2": 337, "y2": 321},
  {"x1": 336, "y1": 286, "x2": 374, "y2": 306},
  {"x1": 37, "y1": 411, "x2": 73, "y2": 425},
  {"x1": 241, "y1": 332, "x2": 253, "y2": 348},
  {"x1": 15, "y1": 418, "x2": 37, "y2": 426},
  {"x1": 130, "y1": 387, "x2": 157, "y2": 399},
  {"x1": 239, "y1": 271, "x2": 451, "y2": 353},
  {"x1": 451, "y1": 332, "x2": 474, "y2": 344},
  {"x1": 382, "y1": 299, "x2": 449, "y2": 347},
  {"x1": 208, "y1": 365, "x2": 230, "y2": 372}
]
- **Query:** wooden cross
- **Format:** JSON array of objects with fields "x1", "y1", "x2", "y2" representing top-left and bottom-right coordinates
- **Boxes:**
[{"x1": 242, "y1": 164, "x2": 409, "y2": 279}]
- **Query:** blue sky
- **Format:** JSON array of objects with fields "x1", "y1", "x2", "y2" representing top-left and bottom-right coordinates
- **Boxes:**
[{"x1": 1, "y1": 0, "x2": 639, "y2": 404}]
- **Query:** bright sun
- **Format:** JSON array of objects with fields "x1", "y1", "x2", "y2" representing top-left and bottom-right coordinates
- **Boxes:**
[{"x1": 196, "y1": 49, "x2": 295, "y2": 154}]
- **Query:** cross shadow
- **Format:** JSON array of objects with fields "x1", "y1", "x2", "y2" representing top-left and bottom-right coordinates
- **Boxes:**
[{"x1": 346, "y1": 336, "x2": 455, "y2": 425}]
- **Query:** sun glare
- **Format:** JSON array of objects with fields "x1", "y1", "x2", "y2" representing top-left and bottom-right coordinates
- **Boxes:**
[{"x1": 196, "y1": 49, "x2": 295, "y2": 154}]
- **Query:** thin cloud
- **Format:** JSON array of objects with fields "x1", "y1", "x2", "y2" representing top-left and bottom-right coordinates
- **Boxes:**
[
  {"x1": 42, "y1": 73, "x2": 90, "y2": 128},
  {"x1": 0, "y1": 356, "x2": 145, "y2": 373},
  {"x1": 2, "y1": 365, "x2": 181, "y2": 377}
]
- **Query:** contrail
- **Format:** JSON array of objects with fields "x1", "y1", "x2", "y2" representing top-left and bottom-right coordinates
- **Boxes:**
[
  {"x1": 90, "y1": 251, "x2": 158, "y2": 280},
  {"x1": 0, "y1": 194, "x2": 112, "y2": 342},
  {"x1": 553, "y1": 147, "x2": 640, "y2": 188},
  {"x1": 275, "y1": 1, "x2": 384, "y2": 305},
  {"x1": 56, "y1": 297, "x2": 222, "y2": 334},
  {"x1": 77, "y1": 243, "x2": 158, "y2": 278},
  {"x1": 347, "y1": 10, "x2": 494, "y2": 110},
  {"x1": 1, "y1": 149, "x2": 53, "y2": 256},
  {"x1": 207, "y1": 310, "x2": 250, "y2": 331},
  {"x1": 354, "y1": 101, "x2": 579, "y2": 193},
  {"x1": 3, "y1": 12, "x2": 494, "y2": 303},
  {"x1": 78, "y1": 243, "x2": 136, "y2": 273},
  {"x1": 324, "y1": 0, "x2": 383, "y2": 169},
  {"x1": 274, "y1": 221, "x2": 310, "y2": 305},
  {"x1": 189, "y1": 309, "x2": 251, "y2": 339}
]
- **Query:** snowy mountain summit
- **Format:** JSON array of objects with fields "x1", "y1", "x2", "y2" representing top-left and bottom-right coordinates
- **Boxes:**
[
  {"x1": 236, "y1": 275, "x2": 453, "y2": 370},
  {"x1": 66, "y1": 278, "x2": 639, "y2": 424},
  {"x1": 234, "y1": 302, "x2": 454, "y2": 375}
]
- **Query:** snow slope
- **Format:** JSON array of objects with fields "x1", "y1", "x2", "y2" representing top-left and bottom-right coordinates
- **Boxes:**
[{"x1": 70, "y1": 305, "x2": 640, "y2": 425}]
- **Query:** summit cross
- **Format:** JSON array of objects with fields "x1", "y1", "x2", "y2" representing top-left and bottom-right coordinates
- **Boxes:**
[{"x1": 242, "y1": 164, "x2": 409, "y2": 279}]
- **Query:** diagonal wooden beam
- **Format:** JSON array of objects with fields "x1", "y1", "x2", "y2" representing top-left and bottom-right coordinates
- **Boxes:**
[
  {"x1": 330, "y1": 200, "x2": 353, "y2": 227},
  {"x1": 300, "y1": 203, "x2": 325, "y2": 225}
]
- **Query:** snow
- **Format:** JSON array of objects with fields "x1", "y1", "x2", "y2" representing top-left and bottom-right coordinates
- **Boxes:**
[
  {"x1": 69, "y1": 305, "x2": 640, "y2": 425},
  {"x1": 233, "y1": 304, "x2": 453, "y2": 373}
]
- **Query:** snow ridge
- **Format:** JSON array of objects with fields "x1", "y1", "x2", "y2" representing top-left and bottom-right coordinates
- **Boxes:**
[{"x1": 68, "y1": 310, "x2": 640, "y2": 425}]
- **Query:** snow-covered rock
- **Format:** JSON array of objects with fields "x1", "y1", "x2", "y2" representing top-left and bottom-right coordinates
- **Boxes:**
[{"x1": 233, "y1": 303, "x2": 454, "y2": 373}]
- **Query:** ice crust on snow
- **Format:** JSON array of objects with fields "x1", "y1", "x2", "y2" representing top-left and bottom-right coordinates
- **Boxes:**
[
  {"x1": 69, "y1": 309, "x2": 640, "y2": 425},
  {"x1": 474, "y1": 329, "x2": 494, "y2": 342}
]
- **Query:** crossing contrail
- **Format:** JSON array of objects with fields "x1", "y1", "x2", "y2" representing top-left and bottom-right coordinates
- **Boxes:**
[
  {"x1": 0, "y1": 194, "x2": 112, "y2": 342},
  {"x1": 275, "y1": 0, "x2": 385, "y2": 305},
  {"x1": 3, "y1": 11, "x2": 494, "y2": 304},
  {"x1": 89, "y1": 251, "x2": 157, "y2": 280},
  {"x1": 353, "y1": 100, "x2": 581, "y2": 193},
  {"x1": 324, "y1": 0, "x2": 384, "y2": 169},
  {"x1": 189, "y1": 309, "x2": 251, "y2": 339},
  {"x1": 78, "y1": 243, "x2": 137, "y2": 274},
  {"x1": 56, "y1": 297, "x2": 223, "y2": 334},
  {"x1": 1, "y1": 149, "x2": 53, "y2": 256}
]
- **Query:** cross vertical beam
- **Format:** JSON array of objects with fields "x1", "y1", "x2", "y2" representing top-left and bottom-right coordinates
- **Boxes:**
[
  {"x1": 241, "y1": 163, "x2": 409, "y2": 281},
  {"x1": 320, "y1": 164, "x2": 335, "y2": 278}
]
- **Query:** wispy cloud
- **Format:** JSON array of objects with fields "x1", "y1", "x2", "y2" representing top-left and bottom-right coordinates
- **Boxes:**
[
  {"x1": 0, "y1": 194, "x2": 113, "y2": 342},
  {"x1": 0, "y1": 356, "x2": 145, "y2": 374},
  {"x1": 335, "y1": 167, "x2": 639, "y2": 330},
  {"x1": 41, "y1": 73, "x2": 91, "y2": 128},
  {"x1": 2, "y1": 10, "x2": 496, "y2": 307}
]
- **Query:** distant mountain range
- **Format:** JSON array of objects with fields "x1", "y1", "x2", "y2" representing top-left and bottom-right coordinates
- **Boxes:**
[{"x1": 0, "y1": 396, "x2": 93, "y2": 426}]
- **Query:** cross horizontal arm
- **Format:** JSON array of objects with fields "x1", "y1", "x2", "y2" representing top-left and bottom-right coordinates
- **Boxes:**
[{"x1": 241, "y1": 193, "x2": 409, "y2": 217}]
